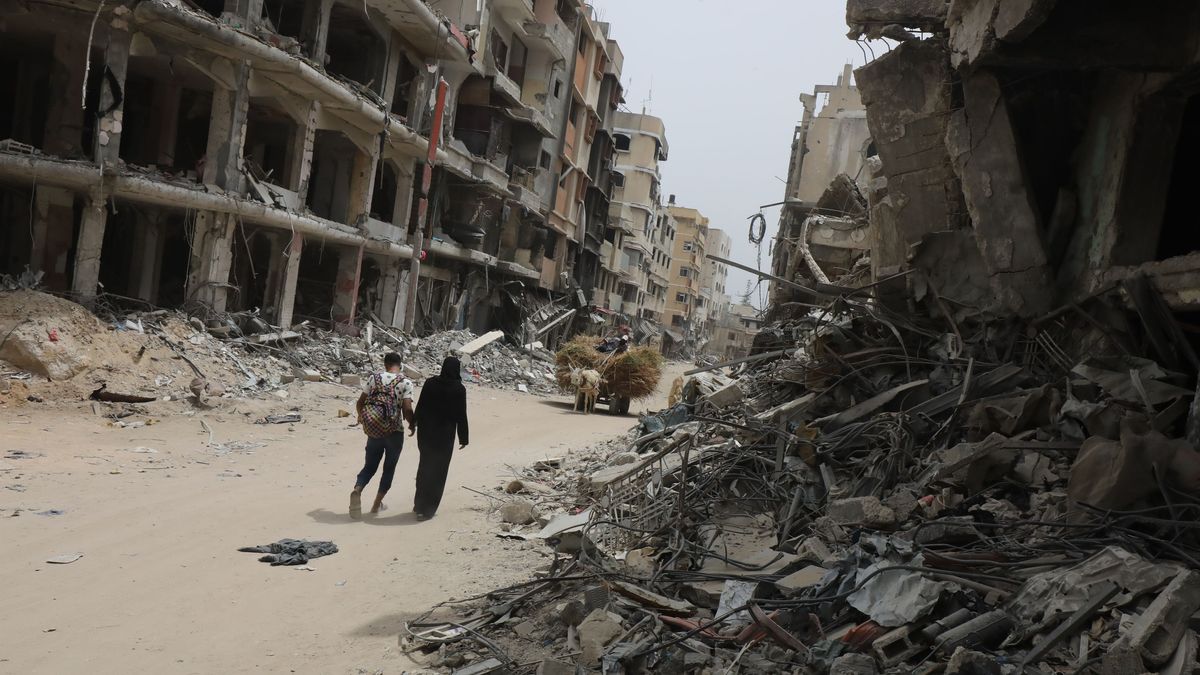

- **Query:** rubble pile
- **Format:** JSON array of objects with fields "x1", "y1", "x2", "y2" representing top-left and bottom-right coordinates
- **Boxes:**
[
  {"x1": 405, "y1": 289, "x2": 1200, "y2": 674},
  {"x1": 406, "y1": 329, "x2": 558, "y2": 395},
  {"x1": 0, "y1": 290, "x2": 560, "y2": 401}
]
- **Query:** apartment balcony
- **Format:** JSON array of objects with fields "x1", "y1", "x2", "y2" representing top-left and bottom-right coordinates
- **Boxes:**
[
  {"x1": 522, "y1": 16, "x2": 574, "y2": 60},
  {"x1": 622, "y1": 301, "x2": 639, "y2": 316},
  {"x1": 508, "y1": 165, "x2": 552, "y2": 212},
  {"x1": 600, "y1": 241, "x2": 615, "y2": 271},
  {"x1": 494, "y1": 0, "x2": 536, "y2": 22}
]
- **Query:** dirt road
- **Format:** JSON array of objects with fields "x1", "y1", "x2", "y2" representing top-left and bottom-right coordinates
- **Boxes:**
[{"x1": 0, "y1": 363, "x2": 689, "y2": 674}]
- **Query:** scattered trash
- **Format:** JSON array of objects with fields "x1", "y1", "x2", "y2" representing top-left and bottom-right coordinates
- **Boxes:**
[
  {"x1": 90, "y1": 385, "x2": 156, "y2": 404},
  {"x1": 46, "y1": 553, "x2": 83, "y2": 564},
  {"x1": 257, "y1": 413, "x2": 302, "y2": 425}
]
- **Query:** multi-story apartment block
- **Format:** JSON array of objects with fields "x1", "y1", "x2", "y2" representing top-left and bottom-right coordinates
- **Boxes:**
[
  {"x1": 0, "y1": 0, "x2": 624, "y2": 340},
  {"x1": 608, "y1": 111, "x2": 671, "y2": 322},
  {"x1": 662, "y1": 202, "x2": 728, "y2": 351}
]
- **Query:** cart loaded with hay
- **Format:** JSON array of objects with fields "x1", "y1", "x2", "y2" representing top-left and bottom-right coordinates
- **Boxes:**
[{"x1": 554, "y1": 336, "x2": 664, "y2": 414}]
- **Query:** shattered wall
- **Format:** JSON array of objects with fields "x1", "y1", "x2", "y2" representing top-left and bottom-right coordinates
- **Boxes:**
[{"x1": 849, "y1": 0, "x2": 1200, "y2": 318}]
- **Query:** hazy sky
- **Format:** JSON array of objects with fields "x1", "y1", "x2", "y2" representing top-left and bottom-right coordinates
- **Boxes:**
[{"x1": 591, "y1": 0, "x2": 868, "y2": 309}]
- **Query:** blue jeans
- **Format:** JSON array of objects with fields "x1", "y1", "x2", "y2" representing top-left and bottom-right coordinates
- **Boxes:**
[{"x1": 355, "y1": 432, "x2": 404, "y2": 494}]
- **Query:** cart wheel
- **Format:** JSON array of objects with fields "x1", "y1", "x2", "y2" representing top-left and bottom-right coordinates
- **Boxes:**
[
  {"x1": 617, "y1": 396, "x2": 631, "y2": 415},
  {"x1": 608, "y1": 397, "x2": 622, "y2": 414}
]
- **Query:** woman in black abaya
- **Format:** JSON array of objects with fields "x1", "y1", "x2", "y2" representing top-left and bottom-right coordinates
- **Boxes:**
[{"x1": 411, "y1": 356, "x2": 469, "y2": 520}]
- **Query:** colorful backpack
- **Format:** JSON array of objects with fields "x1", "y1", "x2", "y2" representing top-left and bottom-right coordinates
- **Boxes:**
[{"x1": 361, "y1": 373, "x2": 405, "y2": 438}]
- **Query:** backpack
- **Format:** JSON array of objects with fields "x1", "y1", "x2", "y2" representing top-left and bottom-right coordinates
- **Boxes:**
[{"x1": 361, "y1": 373, "x2": 405, "y2": 438}]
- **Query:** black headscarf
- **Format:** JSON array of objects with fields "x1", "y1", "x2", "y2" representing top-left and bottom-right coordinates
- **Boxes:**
[
  {"x1": 440, "y1": 356, "x2": 462, "y2": 380},
  {"x1": 414, "y1": 356, "x2": 469, "y2": 445}
]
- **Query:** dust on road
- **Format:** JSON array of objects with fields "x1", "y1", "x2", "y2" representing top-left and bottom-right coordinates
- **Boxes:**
[{"x1": 0, "y1": 362, "x2": 689, "y2": 674}]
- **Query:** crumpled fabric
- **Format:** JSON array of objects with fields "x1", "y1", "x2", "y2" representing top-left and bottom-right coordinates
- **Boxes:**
[
  {"x1": 238, "y1": 539, "x2": 338, "y2": 566},
  {"x1": 847, "y1": 553, "x2": 959, "y2": 627}
]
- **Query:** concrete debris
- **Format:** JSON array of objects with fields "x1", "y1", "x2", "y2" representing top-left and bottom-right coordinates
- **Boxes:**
[
  {"x1": 401, "y1": 4, "x2": 1200, "y2": 672},
  {"x1": 499, "y1": 499, "x2": 537, "y2": 525},
  {"x1": 577, "y1": 609, "x2": 624, "y2": 663},
  {"x1": 0, "y1": 291, "x2": 566, "y2": 404}
]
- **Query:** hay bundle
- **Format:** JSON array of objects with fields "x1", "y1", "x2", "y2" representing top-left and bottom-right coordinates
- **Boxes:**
[{"x1": 555, "y1": 336, "x2": 663, "y2": 400}]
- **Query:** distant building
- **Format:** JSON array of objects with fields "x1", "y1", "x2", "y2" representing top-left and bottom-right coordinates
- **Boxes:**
[
  {"x1": 607, "y1": 112, "x2": 673, "y2": 327},
  {"x1": 710, "y1": 303, "x2": 761, "y2": 359}
]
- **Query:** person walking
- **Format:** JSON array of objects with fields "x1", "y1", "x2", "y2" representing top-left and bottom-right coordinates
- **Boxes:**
[
  {"x1": 351, "y1": 352, "x2": 414, "y2": 518},
  {"x1": 411, "y1": 356, "x2": 469, "y2": 520}
]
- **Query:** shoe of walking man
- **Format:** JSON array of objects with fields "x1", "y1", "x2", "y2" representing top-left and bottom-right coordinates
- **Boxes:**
[{"x1": 351, "y1": 352, "x2": 414, "y2": 518}]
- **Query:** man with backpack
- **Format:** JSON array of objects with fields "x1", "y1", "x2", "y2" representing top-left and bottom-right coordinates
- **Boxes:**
[{"x1": 351, "y1": 352, "x2": 414, "y2": 518}]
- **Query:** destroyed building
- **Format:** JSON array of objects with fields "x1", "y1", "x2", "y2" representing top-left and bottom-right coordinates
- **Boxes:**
[
  {"x1": 771, "y1": 65, "x2": 872, "y2": 302},
  {"x1": 393, "y1": 3, "x2": 1200, "y2": 674},
  {"x1": 0, "y1": 0, "x2": 647, "y2": 340},
  {"x1": 833, "y1": 0, "x2": 1200, "y2": 318}
]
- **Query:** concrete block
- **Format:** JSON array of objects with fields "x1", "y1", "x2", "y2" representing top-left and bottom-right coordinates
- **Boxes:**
[
  {"x1": 300, "y1": 369, "x2": 321, "y2": 382},
  {"x1": 340, "y1": 374, "x2": 361, "y2": 387},
  {"x1": 827, "y1": 496, "x2": 897, "y2": 528},
  {"x1": 829, "y1": 652, "x2": 877, "y2": 675},
  {"x1": 775, "y1": 565, "x2": 828, "y2": 595},
  {"x1": 703, "y1": 381, "x2": 745, "y2": 409},
  {"x1": 500, "y1": 499, "x2": 537, "y2": 525},
  {"x1": 1126, "y1": 570, "x2": 1200, "y2": 666},
  {"x1": 578, "y1": 609, "x2": 624, "y2": 663},
  {"x1": 945, "y1": 647, "x2": 1001, "y2": 675},
  {"x1": 795, "y1": 537, "x2": 833, "y2": 564},
  {"x1": 458, "y1": 330, "x2": 505, "y2": 356},
  {"x1": 536, "y1": 660, "x2": 576, "y2": 675}
]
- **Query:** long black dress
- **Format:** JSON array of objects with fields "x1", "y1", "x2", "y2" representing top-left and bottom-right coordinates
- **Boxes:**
[{"x1": 413, "y1": 357, "x2": 469, "y2": 517}]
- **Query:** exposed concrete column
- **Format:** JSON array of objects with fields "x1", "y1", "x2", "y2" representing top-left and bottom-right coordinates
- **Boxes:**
[
  {"x1": 133, "y1": 218, "x2": 164, "y2": 303},
  {"x1": 391, "y1": 161, "x2": 416, "y2": 228},
  {"x1": 946, "y1": 70, "x2": 1053, "y2": 317},
  {"x1": 300, "y1": 0, "x2": 335, "y2": 63},
  {"x1": 95, "y1": 10, "x2": 132, "y2": 167},
  {"x1": 154, "y1": 82, "x2": 183, "y2": 167},
  {"x1": 332, "y1": 245, "x2": 364, "y2": 329},
  {"x1": 186, "y1": 211, "x2": 238, "y2": 314},
  {"x1": 377, "y1": 259, "x2": 403, "y2": 326},
  {"x1": 275, "y1": 234, "x2": 304, "y2": 328},
  {"x1": 347, "y1": 146, "x2": 380, "y2": 227},
  {"x1": 30, "y1": 188, "x2": 78, "y2": 291},
  {"x1": 203, "y1": 61, "x2": 252, "y2": 192},
  {"x1": 287, "y1": 103, "x2": 319, "y2": 195},
  {"x1": 381, "y1": 38, "x2": 405, "y2": 110},
  {"x1": 72, "y1": 189, "x2": 108, "y2": 301},
  {"x1": 44, "y1": 34, "x2": 88, "y2": 157}
]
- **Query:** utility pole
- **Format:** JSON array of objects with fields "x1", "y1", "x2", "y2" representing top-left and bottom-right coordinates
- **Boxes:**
[{"x1": 403, "y1": 78, "x2": 449, "y2": 333}]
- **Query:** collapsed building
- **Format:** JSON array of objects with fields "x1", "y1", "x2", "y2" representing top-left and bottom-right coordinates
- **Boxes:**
[
  {"x1": 0, "y1": 0, "x2": 639, "y2": 342},
  {"x1": 774, "y1": 0, "x2": 1200, "y2": 322}
]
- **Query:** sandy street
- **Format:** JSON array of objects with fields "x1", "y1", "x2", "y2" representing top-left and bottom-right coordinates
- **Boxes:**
[{"x1": 0, "y1": 363, "x2": 688, "y2": 674}]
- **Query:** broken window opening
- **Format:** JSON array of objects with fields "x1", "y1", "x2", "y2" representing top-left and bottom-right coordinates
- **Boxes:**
[
  {"x1": 614, "y1": 133, "x2": 630, "y2": 152},
  {"x1": 370, "y1": 160, "x2": 399, "y2": 223},
  {"x1": 453, "y1": 75, "x2": 506, "y2": 159},
  {"x1": 245, "y1": 102, "x2": 299, "y2": 189},
  {"x1": 489, "y1": 29, "x2": 510, "y2": 75},
  {"x1": 507, "y1": 36, "x2": 528, "y2": 87},
  {"x1": 325, "y1": 2, "x2": 386, "y2": 95},
  {"x1": 229, "y1": 228, "x2": 276, "y2": 313},
  {"x1": 306, "y1": 130, "x2": 359, "y2": 224},
  {"x1": 357, "y1": 256, "x2": 382, "y2": 318},
  {"x1": 390, "y1": 55, "x2": 420, "y2": 122},
  {"x1": 194, "y1": 0, "x2": 224, "y2": 19},
  {"x1": 1156, "y1": 92, "x2": 1200, "y2": 261},
  {"x1": 0, "y1": 32, "x2": 52, "y2": 150},
  {"x1": 157, "y1": 224, "x2": 190, "y2": 308},
  {"x1": 294, "y1": 240, "x2": 340, "y2": 326},
  {"x1": 97, "y1": 205, "x2": 141, "y2": 301},
  {"x1": 0, "y1": 184, "x2": 36, "y2": 279},
  {"x1": 261, "y1": 0, "x2": 306, "y2": 44}
]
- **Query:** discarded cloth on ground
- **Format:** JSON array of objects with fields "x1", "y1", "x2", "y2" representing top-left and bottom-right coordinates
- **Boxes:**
[{"x1": 238, "y1": 539, "x2": 338, "y2": 566}]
